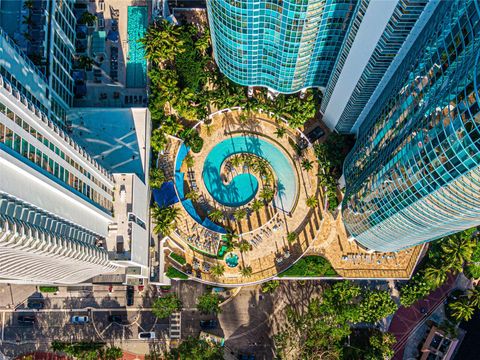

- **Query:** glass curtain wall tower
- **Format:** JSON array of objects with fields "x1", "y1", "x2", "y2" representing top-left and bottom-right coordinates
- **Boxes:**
[
  {"x1": 206, "y1": 0, "x2": 358, "y2": 93},
  {"x1": 342, "y1": 0, "x2": 480, "y2": 252}
]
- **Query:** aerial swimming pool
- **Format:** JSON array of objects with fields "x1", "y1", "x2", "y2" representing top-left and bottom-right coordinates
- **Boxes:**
[{"x1": 202, "y1": 136, "x2": 297, "y2": 212}]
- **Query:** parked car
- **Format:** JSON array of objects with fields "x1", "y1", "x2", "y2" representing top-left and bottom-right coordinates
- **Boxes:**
[
  {"x1": 18, "y1": 315, "x2": 36, "y2": 325},
  {"x1": 70, "y1": 316, "x2": 89, "y2": 324},
  {"x1": 306, "y1": 126, "x2": 326, "y2": 143},
  {"x1": 108, "y1": 315, "x2": 123, "y2": 323},
  {"x1": 200, "y1": 320, "x2": 218, "y2": 330},
  {"x1": 27, "y1": 300, "x2": 44, "y2": 310},
  {"x1": 126, "y1": 286, "x2": 134, "y2": 306},
  {"x1": 138, "y1": 332, "x2": 155, "y2": 340}
]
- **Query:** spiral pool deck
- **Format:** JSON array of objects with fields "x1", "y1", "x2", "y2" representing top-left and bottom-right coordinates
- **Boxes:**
[{"x1": 202, "y1": 136, "x2": 297, "y2": 212}]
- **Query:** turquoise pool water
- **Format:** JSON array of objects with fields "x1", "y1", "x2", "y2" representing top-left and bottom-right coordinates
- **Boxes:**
[
  {"x1": 202, "y1": 136, "x2": 297, "y2": 212},
  {"x1": 126, "y1": 6, "x2": 147, "y2": 88},
  {"x1": 225, "y1": 253, "x2": 239, "y2": 268}
]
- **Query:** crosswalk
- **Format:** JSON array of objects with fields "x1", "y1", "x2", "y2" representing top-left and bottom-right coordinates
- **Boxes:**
[{"x1": 169, "y1": 312, "x2": 181, "y2": 339}]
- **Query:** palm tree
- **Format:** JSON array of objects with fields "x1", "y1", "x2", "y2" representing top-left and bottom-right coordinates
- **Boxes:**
[
  {"x1": 195, "y1": 28, "x2": 210, "y2": 56},
  {"x1": 424, "y1": 266, "x2": 449, "y2": 287},
  {"x1": 260, "y1": 186, "x2": 274, "y2": 203},
  {"x1": 185, "y1": 154, "x2": 195, "y2": 168},
  {"x1": 162, "y1": 116, "x2": 184, "y2": 136},
  {"x1": 234, "y1": 208, "x2": 247, "y2": 221},
  {"x1": 301, "y1": 159, "x2": 314, "y2": 172},
  {"x1": 230, "y1": 155, "x2": 242, "y2": 168},
  {"x1": 251, "y1": 199, "x2": 264, "y2": 212},
  {"x1": 224, "y1": 232, "x2": 239, "y2": 251},
  {"x1": 237, "y1": 240, "x2": 251, "y2": 253},
  {"x1": 306, "y1": 195, "x2": 318, "y2": 208},
  {"x1": 151, "y1": 205, "x2": 181, "y2": 236},
  {"x1": 274, "y1": 127, "x2": 286, "y2": 138},
  {"x1": 441, "y1": 232, "x2": 476, "y2": 273},
  {"x1": 240, "y1": 265, "x2": 253, "y2": 278},
  {"x1": 211, "y1": 264, "x2": 225, "y2": 277},
  {"x1": 449, "y1": 299, "x2": 475, "y2": 321},
  {"x1": 208, "y1": 209, "x2": 223, "y2": 223},
  {"x1": 140, "y1": 20, "x2": 184, "y2": 64},
  {"x1": 287, "y1": 232, "x2": 297, "y2": 243},
  {"x1": 468, "y1": 286, "x2": 480, "y2": 308},
  {"x1": 185, "y1": 190, "x2": 199, "y2": 202}
]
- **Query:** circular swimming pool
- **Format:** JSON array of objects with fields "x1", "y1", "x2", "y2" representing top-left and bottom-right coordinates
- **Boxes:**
[{"x1": 202, "y1": 136, "x2": 297, "y2": 212}]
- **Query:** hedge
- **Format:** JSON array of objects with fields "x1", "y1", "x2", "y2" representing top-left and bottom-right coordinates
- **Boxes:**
[
  {"x1": 169, "y1": 252, "x2": 187, "y2": 265},
  {"x1": 166, "y1": 266, "x2": 189, "y2": 279},
  {"x1": 39, "y1": 286, "x2": 59, "y2": 293},
  {"x1": 278, "y1": 256, "x2": 337, "y2": 277}
]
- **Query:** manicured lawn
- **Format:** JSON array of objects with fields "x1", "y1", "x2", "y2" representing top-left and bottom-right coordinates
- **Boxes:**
[{"x1": 278, "y1": 256, "x2": 337, "y2": 277}]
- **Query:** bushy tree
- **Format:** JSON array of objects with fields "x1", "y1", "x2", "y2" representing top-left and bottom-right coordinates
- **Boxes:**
[
  {"x1": 196, "y1": 293, "x2": 222, "y2": 315},
  {"x1": 152, "y1": 294, "x2": 182, "y2": 319},
  {"x1": 167, "y1": 337, "x2": 223, "y2": 360}
]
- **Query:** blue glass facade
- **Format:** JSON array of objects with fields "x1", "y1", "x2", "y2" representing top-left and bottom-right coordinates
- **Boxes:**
[
  {"x1": 207, "y1": 0, "x2": 357, "y2": 93},
  {"x1": 342, "y1": 0, "x2": 480, "y2": 252},
  {"x1": 331, "y1": 0, "x2": 429, "y2": 133}
]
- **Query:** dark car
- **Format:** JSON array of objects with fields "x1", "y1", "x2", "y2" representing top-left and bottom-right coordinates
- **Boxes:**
[
  {"x1": 200, "y1": 320, "x2": 218, "y2": 329},
  {"x1": 126, "y1": 286, "x2": 134, "y2": 306},
  {"x1": 18, "y1": 315, "x2": 36, "y2": 325},
  {"x1": 306, "y1": 126, "x2": 325, "y2": 143},
  {"x1": 108, "y1": 315, "x2": 123, "y2": 323},
  {"x1": 27, "y1": 300, "x2": 44, "y2": 310}
]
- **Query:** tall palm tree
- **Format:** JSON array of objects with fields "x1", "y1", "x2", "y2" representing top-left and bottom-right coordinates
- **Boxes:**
[
  {"x1": 185, "y1": 190, "x2": 199, "y2": 202},
  {"x1": 274, "y1": 127, "x2": 286, "y2": 138},
  {"x1": 306, "y1": 195, "x2": 318, "y2": 208},
  {"x1": 237, "y1": 240, "x2": 251, "y2": 253},
  {"x1": 208, "y1": 209, "x2": 223, "y2": 223},
  {"x1": 468, "y1": 286, "x2": 480, "y2": 308},
  {"x1": 234, "y1": 208, "x2": 247, "y2": 221},
  {"x1": 211, "y1": 264, "x2": 225, "y2": 277},
  {"x1": 260, "y1": 186, "x2": 274, "y2": 203},
  {"x1": 151, "y1": 205, "x2": 180, "y2": 236},
  {"x1": 251, "y1": 199, "x2": 264, "y2": 212},
  {"x1": 441, "y1": 233, "x2": 476, "y2": 273},
  {"x1": 287, "y1": 232, "x2": 297, "y2": 243},
  {"x1": 424, "y1": 266, "x2": 449, "y2": 287},
  {"x1": 301, "y1": 159, "x2": 314, "y2": 172},
  {"x1": 449, "y1": 299, "x2": 475, "y2": 321},
  {"x1": 240, "y1": 265, "x2": 253, "y2": 278}
]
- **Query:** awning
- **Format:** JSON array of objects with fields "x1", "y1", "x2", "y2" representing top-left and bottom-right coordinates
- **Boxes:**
[{"x1": 153, "y1": 182, "x2": 179, "y2": 207}]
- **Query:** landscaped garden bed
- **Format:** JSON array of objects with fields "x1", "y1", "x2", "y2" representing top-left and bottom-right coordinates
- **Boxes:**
[{"x1": 278, "y1": 256, "x2": 337, "y2": 277}]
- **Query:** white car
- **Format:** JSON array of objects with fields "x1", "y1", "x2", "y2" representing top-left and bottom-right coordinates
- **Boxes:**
[
  {"x1": 138, "y1": 331, "x2": 156, "y2": 340},
  {"x1": 71, "y1": 316, "x2": 89, "y2": 324}
]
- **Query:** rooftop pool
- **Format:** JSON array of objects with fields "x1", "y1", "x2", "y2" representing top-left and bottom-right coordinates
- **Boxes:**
[{"x1": 202, "y1": 136, "x2": 297, "y2": 212}]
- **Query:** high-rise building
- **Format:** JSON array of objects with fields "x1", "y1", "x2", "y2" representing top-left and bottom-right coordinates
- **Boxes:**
[
  {"x1": 342, "y1": 0, "x2": 480, "y2": 252},
  {"x1": 0, "y1": 0, "x2": 76, "y2": 126},
  {"x1": 206, "y1": 0, "x2": 358, "y2": 93},
  {"x1": 321, "y1": 0, "x2": 435, "y2": 133},
  {"x1": 0, "y1": 28, "x2": 118, "y2": 284}
]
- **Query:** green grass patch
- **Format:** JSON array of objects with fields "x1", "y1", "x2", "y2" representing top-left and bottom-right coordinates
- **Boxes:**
[
  {"x1": 169, "y1": 252, "x2": 187, "y2": 265},
  {"x1": 39, "y1": 286, "x2": 59, "y2": 293},
  {"x1": 278, "y1": 256, "x2": 338, "y2": 277},
  {"x1": 166, "y1": 266, "x2": 189, "y2": 279}
]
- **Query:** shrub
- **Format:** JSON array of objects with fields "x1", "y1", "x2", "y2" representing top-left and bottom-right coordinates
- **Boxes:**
[
  {"x1": 261, "y1": 280, "x2": 280, "y2": 293},
  {"x1": 39, "y1": 286, "x2": 58, "y2": 293},
  {"x1": 399, "y1": 273, "x2": 436, "y2": 307},
  {"x1": 169, "y1": 252, "x2": 187, "y2": 265},
  {"x1": 166, "y1": 266, "x2": 188, "y2": 279},
  {"x1": 278, "y1": 256, "x2": 337, "y2": 277}
]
